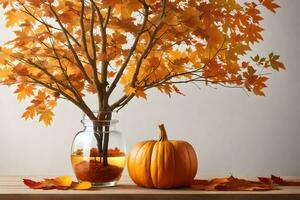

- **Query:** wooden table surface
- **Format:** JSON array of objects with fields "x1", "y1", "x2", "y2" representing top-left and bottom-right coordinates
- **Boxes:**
[{"x1": 1, "y1": 176, "x2": 300, "y2": 200}]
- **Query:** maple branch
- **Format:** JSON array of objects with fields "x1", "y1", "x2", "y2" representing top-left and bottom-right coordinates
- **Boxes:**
[
  {"x1": 17, "y1": 1, "x2": 81, "y2": 48},
  {"x1": 18, "y1": 59, "x2": 91, "y2": 111},
  {"x1": 110, "y1": 1, "x2": 167, "y2": 109},
  {"x1": 80, "y1": 0, "x2": 93, "y2": 64},
  {"x1": 89, "y1": 5, "x2": 97, "y2": 61},
  {"x1": 49, "y1": 39, "x2": 85, "y2": 103},
  {"x1": 79, "y1": 0, "x2": 103, "y2": 112},
  {"x1": 104, "y1": 7, "x2": 111, "y2": 30},
  {"x1": 154, "y1": 38, "x2": 228, "y2": 86},
  {"x1": 111, "y1": 94, "x2": 135, "y2": 111},
  {"x1": 39, "y1": 18, "x2": 84, "y2": 103},
  {"x1": 48, "y1": 3, "x2": 93, "y2": 85},
  {"x1": 130, "y1": 0, "x2": 167, "y2": 87},
  {"x1": 27, "y1": 75, "x2": 96, "y2": 120},
  {"x1": 11, "y1": 53, "x2": 89, "y2": 111},
  {"x1": 91, "y1": 0, "x2": 112, "y2": 111},
  {"x1": 108, "y1": 2, "x2": 149, "y2": 97}
]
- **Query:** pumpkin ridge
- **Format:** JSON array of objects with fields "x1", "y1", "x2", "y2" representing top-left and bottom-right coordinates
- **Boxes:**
[
  {"x1": 133, "y1": 142, "x2": 149, "y2": 186},
  {"x1": 150, "y1": 142, "x2": 160, "y2": 188},
  {"x1": 127, "y1": 142, "x2": 145, "y2": 185},
  {"x1": 169, "y1": 141, "x2": 176, "y2": 188},
  {"x1": 145, "y1": 141, "x2": 156, "y2": 188},
  {"x1": 156, "y1": 141, "x2": 164, "y2": 188},
  {"x1": 184, "y1": 142, "x2": 192, "y2": 185},
  {"x1": 187, "y1": 143, "x2": 198, "y2": 180}
]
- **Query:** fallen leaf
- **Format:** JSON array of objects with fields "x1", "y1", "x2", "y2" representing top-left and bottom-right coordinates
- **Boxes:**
[
  {"x1": 23, "y1": 179, "x2": 46, "y2": 189},
  {"x1": 258, "y1": 177, "x2": 272, "y2": 185},
  {"x1": 72, "y1": 181, "x2": 92, "y2": 190},
  {"x1": 192, "y1": 176, "x2": 273, "y2": 191},
  {"x1": 52, "y1": 176, "x2": 73, "y2": 187},
  {"x1": 271, "y1": 175, "x2": 300, "y2": 186},
  {"x1": 23, "y1": 177, "x2": 92, "y2": 190}
]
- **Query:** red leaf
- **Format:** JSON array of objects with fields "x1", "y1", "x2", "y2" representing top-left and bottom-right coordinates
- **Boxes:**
[
  {"x1": 192, "y1": 176, "x2": 273, "y2": 191},
  {"x1": 107, "y1": 71, "x2": 116, "y2": 78},
  {"x1": 23, "y1": 179, "x2": 45, "y2": 189},
  {"x1": 259, "y1": 0, "x2": 280, "y2": 13},
  {"x1": 271, "y1": 175, "x2": 283, "y2": 185},
  {"x1": 23, "y1": 177, "x2": 92, "y2": 190},
  {"x1": 258, "y1": 177, "x2": 272, "y2": 185},
  {"x1": 271, "y1": 175, "x2": 300, "y2": 186},
  {"x1": 172, "y1": 85, "x2": 185, "y2": 96},
  {"x1": 242, "y1": 61, "x2": 249, "y2": 68}
]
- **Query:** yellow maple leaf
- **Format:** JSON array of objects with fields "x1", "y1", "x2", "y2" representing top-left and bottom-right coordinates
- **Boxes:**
[
  {"x1": 53, "y1": 176, "x2": 73, "y2": 187},
  {"x1": 72, "y1": 181, "x2": 92, "y2": 190},
  {"x1": 0, "y1": 67, "x2": 11, "y2": 80},
  {"x1": 48, "y1": 100, "x2": 57, "y2": 108},
  {"x1": 22, "y1": 106, "x2": 36, "y2": 120},
  {"x1": 39, "y1": 109, "x2": 54, "y2": 126},
  {"x1": 124, "y1": 85, "x2": 135, "y2": 96},
  {"x1": 14, "y1": 85, "x2": 35, "y2": 102},
  {"x1": 4, "y1": 9, "x2": 25, "y2": 27},
  {"x1": 0, "y1": 47, "x2": 12, "y2": 64}
]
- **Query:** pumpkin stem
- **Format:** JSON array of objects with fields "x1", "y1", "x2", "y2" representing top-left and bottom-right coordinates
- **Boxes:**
[{"x1": 159, "y1": 124, "x2": 168, "y2": 141}]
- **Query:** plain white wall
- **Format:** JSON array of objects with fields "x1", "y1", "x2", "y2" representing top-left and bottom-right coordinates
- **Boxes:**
[{"x1": 0, "y1": 0, "x2": 299, "y2": 178}]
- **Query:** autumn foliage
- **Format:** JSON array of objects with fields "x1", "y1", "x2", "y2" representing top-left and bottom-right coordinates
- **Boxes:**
[
  {"x1": 192, "y1": 175, "x2": 300, "y2": 191},
  {"x1": 0, "y1": 0, "x2": 284, "y2": 125},
  {"x1": 23, "y1": 174, "x2": 300, "y2": 191},
  {"x1": 23, "y1": 176, "x2": 92, "y2": 190}
]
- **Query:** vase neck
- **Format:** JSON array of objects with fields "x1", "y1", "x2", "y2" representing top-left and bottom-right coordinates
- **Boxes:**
[{"x1": 81, "y1": 111, "x2": 118, "y2": 130}]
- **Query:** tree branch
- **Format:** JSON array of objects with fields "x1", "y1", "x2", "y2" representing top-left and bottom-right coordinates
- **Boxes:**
[
  {"x1": 48, "y1": 3, "x2": 93, "y2": 84},
  {"x1": 130, "y1": 0, "x2": 167, "y2": 87},
  {"x1": 108, "y1": 2, "x2": 149, "y2": 96},
  {"x1": 17, "y1": 1, "x2": 81, "y2": 48},
  {"x1": 27, "y1": 75, "x2": 96, "y2": 120}
]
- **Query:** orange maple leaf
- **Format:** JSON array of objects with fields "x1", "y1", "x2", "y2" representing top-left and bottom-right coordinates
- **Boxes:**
[
  {"x1": 23, "y1": 176, "x2": 92, "y2": 190},
  {"x1": 39, "y1": 109, "x2": 54, "y2": 126},
  {"x1": 259, "y1": 0, "x2": 280, "y2": 13}
]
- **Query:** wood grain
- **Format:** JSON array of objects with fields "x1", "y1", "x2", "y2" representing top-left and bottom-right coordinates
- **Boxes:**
[{"x1": 0, "y1": 176, "x2": 300, "y2": 200}]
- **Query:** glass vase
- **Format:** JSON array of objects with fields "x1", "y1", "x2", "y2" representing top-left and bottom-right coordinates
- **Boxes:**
[{"x1": 71, "y1": 112, "x2": 126, "y2": 187}]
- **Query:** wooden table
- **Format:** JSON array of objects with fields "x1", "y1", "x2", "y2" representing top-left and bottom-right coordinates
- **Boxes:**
[{"x1": 1, "y1": 176, "x2": 300, "y2": 200}]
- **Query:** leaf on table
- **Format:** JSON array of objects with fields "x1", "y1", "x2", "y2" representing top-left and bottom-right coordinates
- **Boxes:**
[
  {"x1": 23, "y1": 179, "x2": 46, "y2": 189},
  {"x1": 72, "y1": 181, "x2": 92, "y2": 190},
  {"x1": 192, "y1": 176, "x2": 273, "y2": 191},
  {"x1": 51, "y1": 176, "x2": 73, "y2": 187},
  {"x1": 258, "y1": 177, "x2": 272, "y2": 185},
  {"x1": 271, "y1": 175, "x2": 300, "y2": 186},
  {"x1": 23, "y1": 176, "x2": 92, "y2": 190},
  {"x1": 258, "y1": 175, "x2": 300, "y2": 186}
]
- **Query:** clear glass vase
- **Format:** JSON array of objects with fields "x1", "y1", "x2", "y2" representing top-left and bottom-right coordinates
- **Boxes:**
[{"x1": 71, "y1": 112, "x2": 126, "y2": 187}]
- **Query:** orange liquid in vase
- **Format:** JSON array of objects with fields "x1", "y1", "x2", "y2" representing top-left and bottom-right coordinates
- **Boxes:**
[{"x1": 71, "y1": 148, "x2": 125, "y2": 183}]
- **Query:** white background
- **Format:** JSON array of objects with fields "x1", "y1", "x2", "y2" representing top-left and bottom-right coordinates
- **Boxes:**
[{"x1": 0, "y1": 0, "x2": 299, "y2": 177}]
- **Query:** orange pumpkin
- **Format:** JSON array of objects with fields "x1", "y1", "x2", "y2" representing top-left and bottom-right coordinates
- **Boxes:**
[{"x1": 127, "y1": 124, "x2": 198, "y2": 188}]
